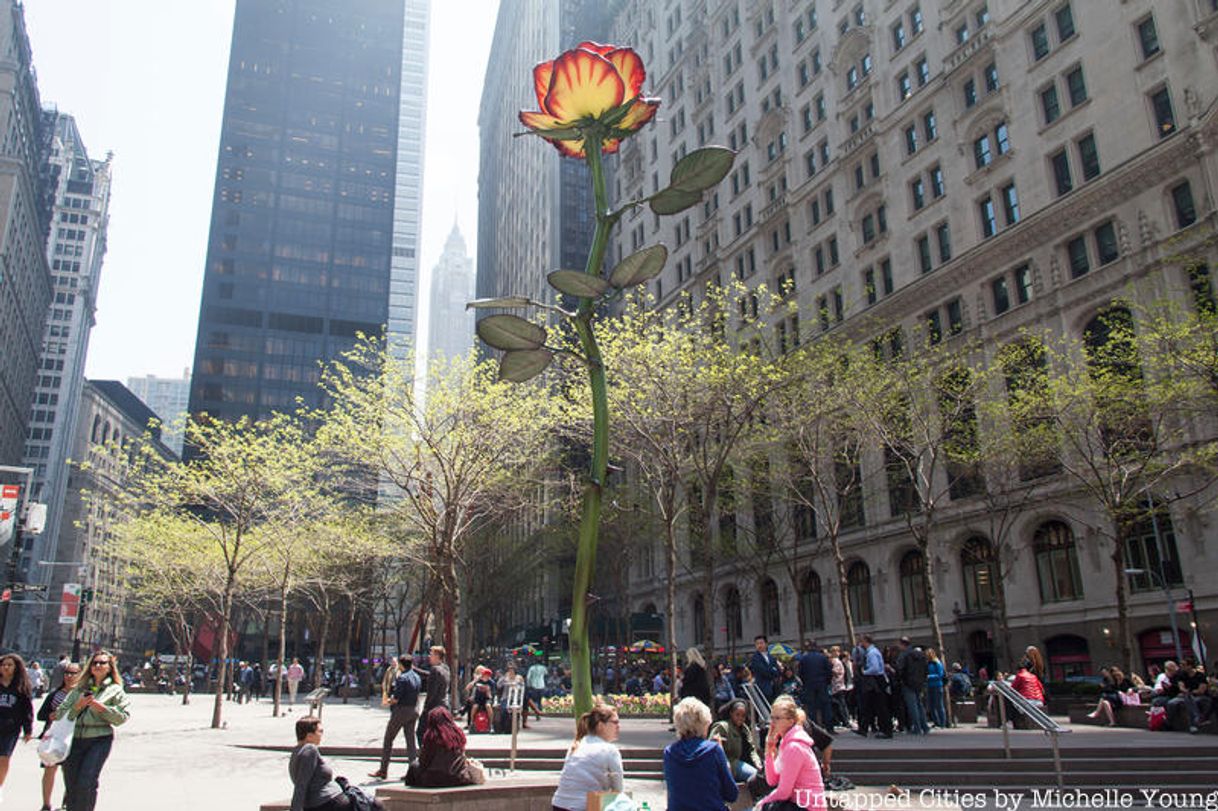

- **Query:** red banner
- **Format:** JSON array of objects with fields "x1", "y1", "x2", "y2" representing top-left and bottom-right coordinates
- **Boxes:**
[{"x1": 59, "y1": 583, "x2": 81, "y2": 625}]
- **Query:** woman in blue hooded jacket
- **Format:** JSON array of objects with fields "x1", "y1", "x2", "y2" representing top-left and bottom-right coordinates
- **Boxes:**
[{"x1": 664, "y1": 697, "x2": 738, "y2": 811}]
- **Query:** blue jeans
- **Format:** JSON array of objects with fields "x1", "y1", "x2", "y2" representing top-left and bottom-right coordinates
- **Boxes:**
[
  {"x1": 902, "y1": 686, "x2": 929, "y2": 734},
  {"x1": 926, "y1": 684, "x2": 947, "y2": 728},
  {"x1": 63, "y1": 733, "x2": 113, "y2": 811},
  {"x1": 731, "y1": 758, "x2": 757, "y2": 782}
]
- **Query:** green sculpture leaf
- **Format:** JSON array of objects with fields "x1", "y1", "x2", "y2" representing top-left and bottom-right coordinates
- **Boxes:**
[
  {"x1": 466, "y1": 296, "x2": 533, "y2": 310},
  {"x1": 608, "y1": 245, "x2": 668, "y2": 288},
  {"x1": 499, "y1": 348, "x2": 554, "y2": 382},
  {"x1": 547, "y1": 270, "x2": 610, "y2": 299},
  {"x1": 670, "y1": 146, "x2": 736, "y2": 193},
  {"x1": 649, "y1": 187, "x2": 701, "y2": 216},
  {"x1": 476, "y1": 314, "x2": 546, "y2": 351}
]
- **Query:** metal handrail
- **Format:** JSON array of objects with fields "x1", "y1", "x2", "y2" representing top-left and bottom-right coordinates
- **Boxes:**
[
  {"x1": 740, "y1": 681, "x2": 771, "y2": 739},
  {"x1": 988, "y1": 679, "x2": 1070, "y2": 789}
]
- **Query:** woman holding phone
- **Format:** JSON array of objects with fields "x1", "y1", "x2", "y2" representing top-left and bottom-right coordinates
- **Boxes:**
[{"x1": 53, "y1": 651, "x2": 130, "y2": 811}]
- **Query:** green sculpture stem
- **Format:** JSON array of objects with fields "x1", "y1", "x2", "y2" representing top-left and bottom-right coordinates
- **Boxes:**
[{"x1": 568, "y1": 133, "x2": 612, "y2": 716}]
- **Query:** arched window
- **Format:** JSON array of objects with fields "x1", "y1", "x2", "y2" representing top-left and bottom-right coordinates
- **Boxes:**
[
  {"x1": 962, "y1": 537, "x2": 996, "y2": 611},
  {"x1": 725, "y1": 587, "x2": 743, "y2": 641},
  {"x1": 1034, "y1": 520, "x2": 1083, "y2": 602},
  {"x1": 91, "y1": 415, "x2": 101, "y2": 443},
  {"x1": 761, "y1": 577, "x2": 781, "y2": 636},
  {"x1": 642, "y1": 602, "x2": 657, "y2": 615},
  {"x1": 847, "y1": 561, "x2": 874, "y2": 625},
  {"x1": 999, "y1": 338, "x2": 1060, "y2": 480},
  {"x1": 1084, "y1": 306, "x2": 1153, "y2": 455},
  {"x1": 1126, "y1": 500, "x2": 1182, "y2": 592},
  {"x1": 101, "y1": 422, "x2": 111, "y2": 444},
  {"x1": 1045, "y1": 633, "x2": 1091, "y2": 680},
  {"x1": 899, "y1": 550, "x2": 929, "y2": 619},
  {"x1": 799, "y1": 569, "x2": 824, "y2": 631},
  {"x1": 692, "y1": 594, "x2": 706, "y2": 645}
]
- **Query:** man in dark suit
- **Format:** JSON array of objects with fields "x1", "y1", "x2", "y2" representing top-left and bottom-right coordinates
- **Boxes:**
[
  {"x1": 415, "y1": 645, "x2": 451, "y2": 746},
  {"x1": 797, "y1": 639, "x2": 834, "y2": 731},
  {"x1": 749, "y1": 635, "x2": 781, "y2": 701}
]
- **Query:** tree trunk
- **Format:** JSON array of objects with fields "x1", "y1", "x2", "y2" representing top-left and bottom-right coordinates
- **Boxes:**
[
  {"x1": 274, "y1": 580, "x2": 288, "y2": 718},
  {"x1": 830, "y1": 528, "x2": 856, "y2": 648},
  {"x1": 1113, "y1": 521, "x2": 1134, "y2": 673},
  {"x1": 211, "y1": 573, "x2": 236, "y2": 729},
  {"x1": 917, "y1": 534, "x2": 948, "y2": 668},
  {"x1": 259, "y1": 602, "x2": 271, "y2": 685},
  {"x1": 341, "y1": 600, "x2": 354, "y2": 704},
  {"x1": 664, "y1": 502, "x2": 679, "y2": 722},
  {"x1": 701, "y1": 484, "x2": 719, "y2": 659},
  {"x1": 992, "y1": 555, "x2": 1013, "y2": 670},
  {"x1": 313, "y1": 593, "x2": 331, "y2": 690}
]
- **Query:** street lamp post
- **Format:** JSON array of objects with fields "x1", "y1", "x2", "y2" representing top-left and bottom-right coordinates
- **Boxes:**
[{"x1": 1125, "y1": 567, "x2": 1185, "y2": 664}]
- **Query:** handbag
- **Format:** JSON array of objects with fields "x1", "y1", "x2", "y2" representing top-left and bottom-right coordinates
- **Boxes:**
[
  {"x1": 37, "y1": 717, "x2": 75, "y2": 766},
  {"x1": 587, "y1": 792, "x2": 637, "y2": 811},
  {"x1": 466, "y1": 756, "x2": 487, "y2": 785}
]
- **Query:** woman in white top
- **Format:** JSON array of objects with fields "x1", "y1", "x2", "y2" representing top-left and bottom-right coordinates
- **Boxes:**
[{"x1": 551, "y1": 703, "x2": 624, "y2": 811}]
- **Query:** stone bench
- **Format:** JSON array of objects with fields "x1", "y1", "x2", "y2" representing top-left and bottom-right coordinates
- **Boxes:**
[{"x1": 261, "y1": 780, "x2": 560, "y2": 811}]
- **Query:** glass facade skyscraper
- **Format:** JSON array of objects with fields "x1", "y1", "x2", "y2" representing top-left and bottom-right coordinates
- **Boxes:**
[{"x1": 189, "y1": 0, "x2": 428, "y2": 422}]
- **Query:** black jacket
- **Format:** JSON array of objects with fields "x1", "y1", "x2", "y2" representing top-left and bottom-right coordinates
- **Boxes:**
[
  {"x1": 678, "y1": 663, "x2": 712, "y2": 707},
  {"x1": 0, "y1": 680, "x2": 33, "y2": 736},
  {"x1": 797, "y1": 650, "x2": 832, "y2": 690},
  {"x1": 895, "y1": 648, "x2": 928, "y2": 689}
]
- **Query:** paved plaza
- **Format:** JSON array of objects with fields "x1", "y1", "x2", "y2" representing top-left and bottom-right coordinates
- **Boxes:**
[{"x1": 1, "y1": 693, "x2": 1214, "y2": 810}]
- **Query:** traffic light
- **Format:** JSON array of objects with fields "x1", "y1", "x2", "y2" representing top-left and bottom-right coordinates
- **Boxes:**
[{"x1": 82, "y1": 588, "x2": 94, "y2": 603}]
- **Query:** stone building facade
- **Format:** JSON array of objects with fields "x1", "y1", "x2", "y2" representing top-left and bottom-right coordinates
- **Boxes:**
[{"x1": 606, "y1": 0, "x2": 1218, "y2": 675}]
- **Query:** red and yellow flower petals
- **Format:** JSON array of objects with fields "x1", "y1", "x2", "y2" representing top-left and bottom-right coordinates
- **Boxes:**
[
  {"x1": 547, "y1": 135, "x2": 622, "y2": 159},
  {"x1": 532, "y1": 60, "x2": 555, "y2": 107},
  {"x1": 552, "y1": 137, "x2": 588, "y2": 159},
  {"x1": 544, "y1": 48, "x2": 625, "y2": 123},
  {"x1": 614, "y1": 97, "x2": 660, "y2": 133},
  {"x1": 575, "y1": 41, "x2": 616, "y2": 56},
  {"x1": 606, "y1": 48, "x2": 646, "y2": 99},
  {"x1": 518, "y1": 109, "x2": 568, "y2": 133}
]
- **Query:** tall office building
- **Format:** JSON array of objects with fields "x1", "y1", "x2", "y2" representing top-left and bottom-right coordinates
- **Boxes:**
[
  {"x1": 0, "y1": 1, "x2": 53, "y2": 468},
  {"x1": 127, "y1": 369, "x2": 191, "y2": 456},
  {"x1": 474, "y1": 0, "x2": 606, "y2": 648},
  {"x1": 425, "y1": 222, "x2": 474, "y2": 361},
  {"x1": 15, "y1": 113, "x2": 112, "y2": 655},
  {"x1": 608, "y1": 0, "x2": 1218, "y2": 675},
  {"x1": 188, "y1": 0, "x2": 429, "y2": 424}
]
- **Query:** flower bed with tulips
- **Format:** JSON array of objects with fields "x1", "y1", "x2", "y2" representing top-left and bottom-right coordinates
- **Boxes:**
[{"x1": 542, "y1": 692, "x2": 670, "y2": 717}]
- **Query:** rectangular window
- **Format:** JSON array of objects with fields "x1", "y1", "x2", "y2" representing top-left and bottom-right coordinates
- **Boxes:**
[
  {"x1": 862, "y1": 213, "x2": 876, "y2": 243},
  {"x1": 905, "y1": 125, "x2": 919, "y2": 155},
  {"x1": 1066, "y1": 66, "x2": 1087, "y2": 106},
  {"x1": 963, "y1": 79, "x2": 977, "y2": 108},
  {"x1": 819, "y1": 140, "x2": 830, "y2": 165},
  {"x1": 854, "y1": 164, "x2": 865, "y2": 190},
  {"x1": 815, "y1": 246, "x2": 826, "y2": 275},
  {"x1": 1002, "y1": 183, "x2": 1020, "y2": 225},
  {"x1": 816, "y1": 94, "x2": 826, "y2": 121},
  {"x1": 810, "y1": 198, "x2": 821, "y2": 225},
  {"x1": 881, "y1": 257, "x2": 894, "y2": 294},
  {"x1": 847, "y1": 65, "x2": 859, "y2": 90},
  {"x1": 911, "y1": 7, "x2": 923, "y2": 34},
  {"x1": 806, "y1": 150, "x2": 817, "y2": 177},
  {"x1": 1041, "y1": 85, "x2": 1061, "y2": 123},
  {"x1": 865, "y1": 268, "x2": 877, "y2": 304},
  {"x1": 917, "y1": 57, "x2": 930, "y2": 86},
  {"x1": 926, "y1": 309, "x2": 943, "y2": 344},
  {"x1": 1078, "y1": 133, "x2": 1101, "y2": 180},
  {"x1": 897, "y1": 72, "x2": 912, "y2": 100},
  {"x1": 833, "y1": 286, "x2": 844, "y2": 321},
  {"x1": 818, "y1": 295, "x2": 831, "y2": 331},
  {"x1": 956, "y1": 23, "x2": 970, "y2": 46},
  {"x1": 937, "y1": 222, "x2": 952, "y2": 262},
  {"x1": 974, "y1": 134, "x2": 992, "y2": 169},
  {"x1": 1051, "y1": 150, "x2": 1073, "y2": 196},
  {"x1": 911, "y1": 177, "x2": 925, "y2": 210},
  {"x1": 1095, "y1": 221, "x2": 1119, "y2": 265},
  {"x1": 1172, "y1": 181, "x2": 1197, "y2": 229},
  {"x1": 824, "y1": 187, "x2": 835, "y2": 215},
  {"x1": 923, "y1": 110, "x2": 938, "y2": 141},
  {"x1": 1015, "y1": 264, "x2": 1033, "y2": 303},
  {"x1": 1067, "y1": 235, "x2": 1090, "y2": 278},
  {"x1": 995, "y1": 122, "x2": 1010, "y2": 155},
  {"x1": 947, "y1": 298, "x2": 964, "y2": 335},
  {"x1": 992, "y1": 277, "x2": 1012, "y2": 314},
  {"x1": 870, "y1": 151, "x2": 881, "y2": 179},
  {"x1": 930, "y1": 165, "x2": 945, "y2": 198},
  {"x1": 984, "y1": 62, "x2": 999, "y2": 93},
  {"x1": 1151, "y1": 87, "x2": 1176, "y2": 137},
  {"x1": 917, "y1": 235, "x2": 933, "y2": 273},
  {"x1": 980, "y1": 197, "x2": 997, "y2": 238},
  {"x1": 1055, "y1": 4, "x2": 1075, "y2": 40},
  {"x1": 1031, "y1": 24, "x2": 1050, "y2": 60},
  {"x1": 829, "y1": 236, "x2": 839, "y2": 265},
  {"x1": 892, "y1": 22, "x2": 907, "y2": 51},
  {"x1": 1137, "y1": 16, "x2": 1160, "y2": 60}
]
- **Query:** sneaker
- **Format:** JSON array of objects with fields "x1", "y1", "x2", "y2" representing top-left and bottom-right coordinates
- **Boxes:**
[{"x1": 1189, "y1": 725, "x2": 1199, "y2": 734}]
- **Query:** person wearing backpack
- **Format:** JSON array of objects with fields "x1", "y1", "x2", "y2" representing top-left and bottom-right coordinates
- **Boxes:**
[{"x1": 369, "y1": 656, "x2": 421, "y2": 780}]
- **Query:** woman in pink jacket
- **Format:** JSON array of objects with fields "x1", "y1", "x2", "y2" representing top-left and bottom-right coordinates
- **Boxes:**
[{"x1": 759, "y1": 696, "x2": 826, "y2": 811}]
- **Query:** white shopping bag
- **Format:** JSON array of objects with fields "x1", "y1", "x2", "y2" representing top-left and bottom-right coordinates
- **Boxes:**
[{"x1": 37, "y1": 718, "x2": 74, "y2": 766}]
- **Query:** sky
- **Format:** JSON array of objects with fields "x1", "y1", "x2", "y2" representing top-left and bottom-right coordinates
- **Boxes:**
[{"x1": 23, "y1": 0, "x2": 500, "y2": 382}]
